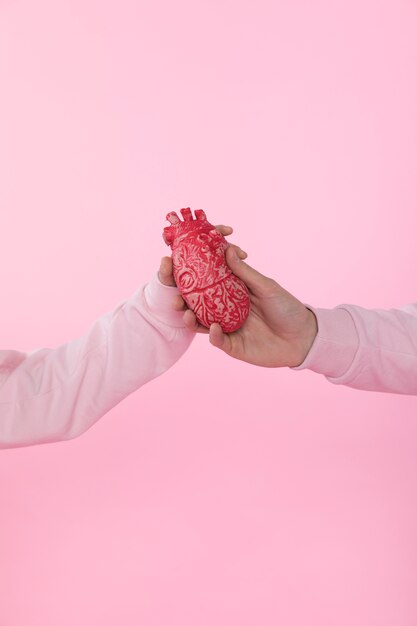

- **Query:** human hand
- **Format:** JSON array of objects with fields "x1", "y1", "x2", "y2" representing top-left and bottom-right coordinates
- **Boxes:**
[{"x1": 177, "y1": 246, "x2": 318, "y2": 368}]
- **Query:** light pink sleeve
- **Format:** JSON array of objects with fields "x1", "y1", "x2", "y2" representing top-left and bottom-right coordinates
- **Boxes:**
[
  {"x1": 293, "y1": 303, "x2": 417, "y2": 395},
  {"x1": 0, "y1": 273, "x2": 194, "y2": 448}
]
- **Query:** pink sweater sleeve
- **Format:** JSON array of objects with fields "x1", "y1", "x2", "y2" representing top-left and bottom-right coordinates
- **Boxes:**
[
  {"x1": 0, "y1": 273, "x2": 194, "y2": 448},
  {"x1": 293, "y1": 303, "x2": 417, "y2": 395}
]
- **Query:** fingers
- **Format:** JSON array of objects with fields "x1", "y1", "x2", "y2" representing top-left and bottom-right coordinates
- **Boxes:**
[
  {"x1": 182, "y1": 310, "x2": 234, "y2": 353},
  {"x1": 224, "y1": 246, "x2": 275, "y2": 297},
  {"x1": 214, "y1": 224, "x2": 233, "y2": 236},
  {"x1": 213, "y1": 226, "x2": 248, "y2": 259},
  {"x1": 172, "y1": 293, "x2": 188, "y2": 311},
  {"x1": 182, "y1": 312, "x2": 235, "y2": 354},
  {"x1": 183, "y1": 309, "x2": 209, "y2": 334},
  {"x1": 230, "y1": 245, "x2": 248, "y2": 260},
  {"x1": 158, "y1": 256, "x2": 176, "y2": 287},
  {"x1": 209, "y1": 323, "x2": 232, "y2": 353}
]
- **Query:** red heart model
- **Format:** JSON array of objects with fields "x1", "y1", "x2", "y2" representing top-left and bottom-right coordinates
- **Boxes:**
[{"x1": 163, "y1": 208, "x2": 250, "y2": 332}]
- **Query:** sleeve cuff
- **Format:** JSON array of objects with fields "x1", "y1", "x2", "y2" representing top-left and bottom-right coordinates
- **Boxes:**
[
  {"x1": 291, "y1": 306, "x2": 359, "y2": 379},
  {"x1": 141, "y1": 272, "x2": 186, "y2": 328}
]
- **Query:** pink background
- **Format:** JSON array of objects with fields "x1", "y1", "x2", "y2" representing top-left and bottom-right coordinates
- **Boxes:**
[{"x1": 1, "y1": 0, "x2": 417, "y2": 624}]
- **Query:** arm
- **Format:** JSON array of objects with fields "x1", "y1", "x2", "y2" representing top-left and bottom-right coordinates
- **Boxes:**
[
  {"x1": 180, "y1": 247, "x2": 417, "y2": 396},
  {"x1": 293, "y1": 303, "x2": 417, "y2": 395},
  {"x1": 0, "y1": 269, "x2": 194, "y2": 449}
]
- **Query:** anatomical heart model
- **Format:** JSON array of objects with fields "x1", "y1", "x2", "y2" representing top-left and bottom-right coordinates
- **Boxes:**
[{"x1": 163, "y1": 208, "x2": 250, "y2": 332}]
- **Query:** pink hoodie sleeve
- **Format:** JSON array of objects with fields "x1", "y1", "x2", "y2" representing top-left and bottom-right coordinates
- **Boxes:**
[
  {"x1": 0, "y1": 273, "x2": 194, "y2": 449},
  {"x1": 293, "y1": 303, "x2": 417, "y2": 395}
]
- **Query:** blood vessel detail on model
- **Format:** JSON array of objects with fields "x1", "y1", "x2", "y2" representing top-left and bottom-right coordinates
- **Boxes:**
[{"x1": 163, "y1": 208, "x2": 250, "y2": 332}]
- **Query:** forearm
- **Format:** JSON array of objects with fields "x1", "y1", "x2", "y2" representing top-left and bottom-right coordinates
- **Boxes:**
[{"x1": 0, "y1": 274, "x2": 194, "y2": 448}]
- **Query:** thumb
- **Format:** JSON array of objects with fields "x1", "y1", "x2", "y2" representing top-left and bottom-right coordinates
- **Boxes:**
[{"x1": 225, "y1": 245, "x2": 273, "y2": 296}]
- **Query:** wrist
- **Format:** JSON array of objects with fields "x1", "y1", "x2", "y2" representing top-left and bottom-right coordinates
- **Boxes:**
[
  {"x1": 292, "y1": 306, "x2": 359, "y2": 377},
  {"x1": 143, "y1": 272, "x2": 186, "y2": 328},
  {"x1": 293, "y1": 308, "x2": 318, "y2": 367}
]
